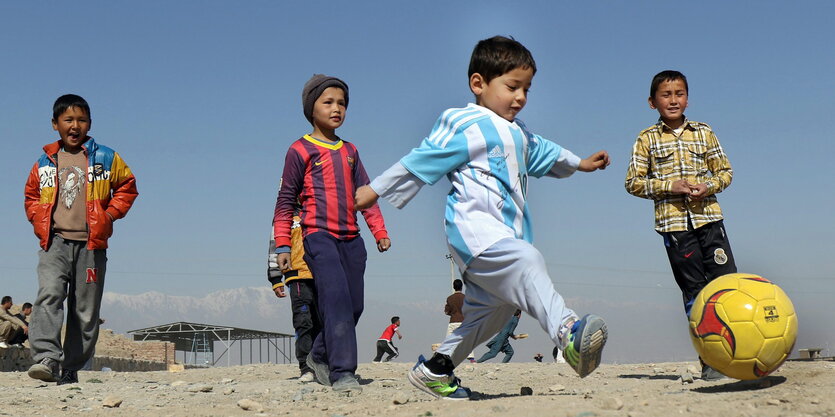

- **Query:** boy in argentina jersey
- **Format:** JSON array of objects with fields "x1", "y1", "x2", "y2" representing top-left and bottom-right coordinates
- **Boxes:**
[{"x1": 356, "y1": 36, "x2": 610, "y2": 400}]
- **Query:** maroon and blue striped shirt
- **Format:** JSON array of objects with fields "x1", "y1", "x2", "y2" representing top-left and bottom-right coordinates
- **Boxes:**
[{"x1": 273, "y1": 135, "x2": 388, "y2": 247}]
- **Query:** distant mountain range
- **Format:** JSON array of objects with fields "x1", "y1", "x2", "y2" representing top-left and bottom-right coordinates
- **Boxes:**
[{"x1": 101, "y1": 287, "x2": 293, "y2": 335}]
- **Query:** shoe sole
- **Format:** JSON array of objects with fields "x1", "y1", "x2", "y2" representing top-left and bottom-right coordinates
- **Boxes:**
[
  {"x1": 407, "y1": 368, "x2": 469, "y2": 401},
  {"x1": 572, "y1": 314, "x2": 608, "y2": 378},
  {"x1": 306, "y1": 352, "x2": 331, "y2": 387},
  {"x1": 28, "y1": 365, "x2": 58, "y2": 382},
  {"x1": 332, "y1": 381, "x2": 363, "y2": 393}
]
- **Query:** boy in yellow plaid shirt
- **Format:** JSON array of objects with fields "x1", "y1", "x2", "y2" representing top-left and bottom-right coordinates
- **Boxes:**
[{"x1": 625, "y1": 70, "x2": 737, "y2": 380}]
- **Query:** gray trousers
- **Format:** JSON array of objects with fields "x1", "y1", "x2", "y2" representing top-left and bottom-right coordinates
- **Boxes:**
[
  {"x1": 30, "y1": 236, "x2": 106, "y2": 370},
  {"x1": 436, "y1": 238, "x2": 577, "y2": 367}
]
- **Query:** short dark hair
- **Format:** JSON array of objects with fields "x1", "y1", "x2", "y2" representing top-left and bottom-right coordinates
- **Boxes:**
[
  {"x1": 650, "y1": 70, "x2": 688, "y2": 98},
  {"x1": 391, "y1": 316, "x2": 400, "y2": 324},
  {"x1": 453, "y1": 279, "x2": 463, "y2": 291},
  {"x1": 53, "y1": 94, "x2": 91, "y2": 120},
  {"x1": 468, "y1": 36, "x2": 537, "y2": 84},
  {"x1": 22, "y1": 302, "x2": 32, "y2": 310},
  {"x1": 514, "y1": 309, "x2": 521, "y2": 316},
  {"x1": 1, "y1": 296, "x2": 11, "y2": 305}
]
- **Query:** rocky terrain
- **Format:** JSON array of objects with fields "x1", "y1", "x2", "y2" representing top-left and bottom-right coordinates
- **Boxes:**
[{"x1": 0, "y1": 360, "x2": 832, "y2": 417}]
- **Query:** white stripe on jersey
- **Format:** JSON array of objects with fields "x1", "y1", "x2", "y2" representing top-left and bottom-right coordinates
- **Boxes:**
[{"x1": 430, "y1": 107, "x2": 485, "y2": 148}]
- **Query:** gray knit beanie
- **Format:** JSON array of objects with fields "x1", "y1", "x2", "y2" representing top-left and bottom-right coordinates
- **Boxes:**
[{"x1": 302, "y1": 74, "x2": 349, "y2": 125}]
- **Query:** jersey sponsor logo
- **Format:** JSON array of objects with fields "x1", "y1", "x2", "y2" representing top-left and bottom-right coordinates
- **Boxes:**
[
  {"x1": 713, "y1": 248, "x2": 728, "y2": 265},
  {"x1": 314, "y1": 160, "x2": 328, "y2": 166},
  {"x1": 86, "y1": 268, "x2": 98, "y2": 283},
  {"x1": 684, "y1": 250, "x2": 695, "y2": 258},
  {"x1": 487, "y1": 145, "x2": 507, "y2": 160}
]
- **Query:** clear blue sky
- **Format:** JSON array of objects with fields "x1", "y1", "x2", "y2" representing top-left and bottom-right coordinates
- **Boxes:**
[{"x1": 2, "y1": 1, "x2": 833, "y2": 363}]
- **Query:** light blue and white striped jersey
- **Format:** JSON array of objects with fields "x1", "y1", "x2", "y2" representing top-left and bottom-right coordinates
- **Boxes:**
[{"x1": 385, "y1": 104, "x2": 580, "y2": 268}]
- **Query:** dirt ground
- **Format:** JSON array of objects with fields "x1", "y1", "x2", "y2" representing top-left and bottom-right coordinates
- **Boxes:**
[{"x1": 0, "y1": 360, "x2": 832, "y2": 417}]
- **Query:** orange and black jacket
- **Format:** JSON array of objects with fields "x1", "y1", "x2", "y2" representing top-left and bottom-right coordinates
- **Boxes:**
[
  {"x1": 267, "y1": 216, "x2": 313, "y2": 290},
  {"x1": 24, "y1": 138, "x2": 138, "y2": 250}
]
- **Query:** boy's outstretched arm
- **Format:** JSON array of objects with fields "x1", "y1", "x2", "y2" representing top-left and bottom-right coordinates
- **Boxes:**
[{"x1": 578, "y1": 150, "x2": 610, "y2": 172}]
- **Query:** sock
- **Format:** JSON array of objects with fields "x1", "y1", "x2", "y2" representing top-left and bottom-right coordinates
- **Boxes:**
[{"x1": 424, "y1": 353, "x2": 455, "y2": 375}]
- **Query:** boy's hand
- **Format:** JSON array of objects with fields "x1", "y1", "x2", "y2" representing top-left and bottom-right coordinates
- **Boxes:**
[
  {"x1": 277, "y1": 253, "x2": 291, "y2": 272},
  {"x1": 689, "y1": 183, "x2": 709, "y2": 201},
  {"x1": 671, "y1": 179, "x2": 693, "y2": 195},
  {"x1": 273, "y1": 286, "x2": 286, "y2": 298},
  {"x1": 377, "y1": 237, "x2": 391, "y2": 252},
  {"x1": 355, "y1": 185, "x2": 379, "y2": 210},
  {"x1": 578, "y1": 150, "x2": 610, "y2": 172}
]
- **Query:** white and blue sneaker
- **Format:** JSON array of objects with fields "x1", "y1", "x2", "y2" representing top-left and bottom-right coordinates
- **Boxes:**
[
  {"x1": 407, "y1": 355, "x2": 470, "y2": 400},
  {"x1": 562, "y1": 314, "x2": 608, "y2": 378}
]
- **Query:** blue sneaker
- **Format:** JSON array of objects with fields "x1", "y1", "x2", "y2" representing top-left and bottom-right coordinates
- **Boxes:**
[
  {"x1": 562, "y1": 314, "x2": 607, "y2": 378},
  {"x1": 407, "y1": 355, "x2": 470, "y2": 400}
]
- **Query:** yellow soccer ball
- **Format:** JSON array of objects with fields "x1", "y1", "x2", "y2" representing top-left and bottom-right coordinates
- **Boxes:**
[{"x1": 688, "y1": 273, "x2": 798, "y2": 380}]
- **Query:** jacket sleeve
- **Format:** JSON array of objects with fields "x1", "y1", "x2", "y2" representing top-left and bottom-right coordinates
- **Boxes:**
[
  {"x1": 267, "y1": 234, "x2": 283, "y2": 288},
  {"x1": 24, "y1": 162, "x2": 42, "y2": 224},
  {"x1": 105, "y1": 152, "x2": 138, "y2": 220}
]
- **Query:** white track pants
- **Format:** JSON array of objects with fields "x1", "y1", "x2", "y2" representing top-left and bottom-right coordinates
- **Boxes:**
[{"x1": 436, "y1": 238, "x2": 577, "y2": 367}]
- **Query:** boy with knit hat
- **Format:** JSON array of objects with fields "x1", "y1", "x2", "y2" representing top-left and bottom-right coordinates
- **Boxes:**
[{"x1": 273, "y1": 74, "x2": 391, "y2": 392}]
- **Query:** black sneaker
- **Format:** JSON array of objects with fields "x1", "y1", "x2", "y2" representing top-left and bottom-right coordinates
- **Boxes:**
[
  {"x1": 28, "y1": 357, "x2": 59, "y2": 382},
  {"x1": 57, "y1": 369, "x2": 79, "y2": 385}
]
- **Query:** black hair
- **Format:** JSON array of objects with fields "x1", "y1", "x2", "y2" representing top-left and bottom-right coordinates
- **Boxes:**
[
  {"x1": 53, "y1": 94, "x2": 91, "y2": 120},
  {"x1": 650, "y1": 70, "x2": 688, "y2": 98},
  {"x1": 514, "y1": 309, "x2": 521, "y2": 316},
  {"x1": 22, "y1": 302, "x2": 32, "y2": 310},
  {"x1": 391, "y1": 316, "x2": 400, "y2": 324},
  {"x1": 453, "y1": 279, "x2": 463, "y2": 291},
  {"x1": 468, "y1": 35, "x2": 537, "y2": 83},
  {"x1": 1, "y1": 296, "x2": 11, "y2": 305}
]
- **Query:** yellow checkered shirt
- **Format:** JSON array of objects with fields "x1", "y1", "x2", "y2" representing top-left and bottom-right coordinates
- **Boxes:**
[{"x1": 625, "y1": 118, "x2": 733, "y2": 232}]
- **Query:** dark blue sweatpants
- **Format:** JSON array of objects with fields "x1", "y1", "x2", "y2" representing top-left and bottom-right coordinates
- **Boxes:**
[{"x1": 303, "y1": 232, "x2": 366, "y2": 384}]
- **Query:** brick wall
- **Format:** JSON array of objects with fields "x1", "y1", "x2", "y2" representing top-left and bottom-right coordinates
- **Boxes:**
[{"x1": 95, "y1": 329, "x2": 175, "y2": 364}]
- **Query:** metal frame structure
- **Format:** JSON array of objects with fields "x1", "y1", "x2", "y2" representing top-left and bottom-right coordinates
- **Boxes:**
[{"x1": 128, "y1": 322, "x2": 294, "y2": 367}]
